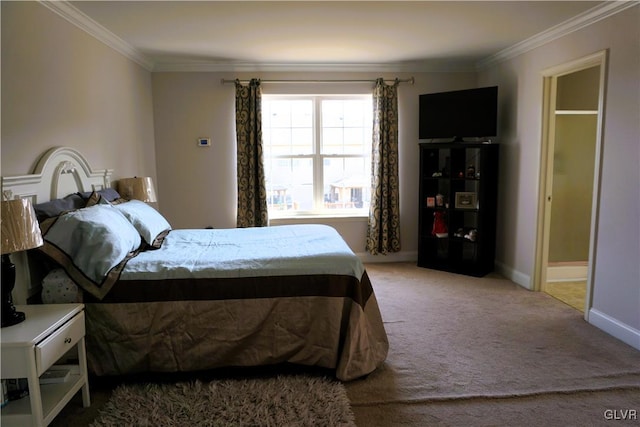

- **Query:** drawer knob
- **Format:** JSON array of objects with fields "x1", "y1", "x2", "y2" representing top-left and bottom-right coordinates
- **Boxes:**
[{"x1": 64, "y1": 338, "x2": 72, "y2": 344}]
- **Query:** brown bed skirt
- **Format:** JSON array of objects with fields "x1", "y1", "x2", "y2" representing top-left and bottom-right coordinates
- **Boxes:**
[{"x1": 83, "y1": 271, "x2": 388, "y2": 381}]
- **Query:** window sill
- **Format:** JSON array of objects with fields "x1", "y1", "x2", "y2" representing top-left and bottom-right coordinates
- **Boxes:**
[{"x1": 269, "y1": 213, "x2": 368, "y2": 223}]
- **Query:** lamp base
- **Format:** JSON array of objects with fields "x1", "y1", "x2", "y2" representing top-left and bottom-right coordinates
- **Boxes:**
[
  {"x1": 2, "y1": 309, "x2": 25, "y2": 328},
  {"x1": 1, "y1": 254, "x2": 26, "y2": 328}
]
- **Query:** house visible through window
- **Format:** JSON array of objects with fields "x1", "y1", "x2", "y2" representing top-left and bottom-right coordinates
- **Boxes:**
[{"x1": 262, "y1": 95, "x2": 373, "y2": 216}]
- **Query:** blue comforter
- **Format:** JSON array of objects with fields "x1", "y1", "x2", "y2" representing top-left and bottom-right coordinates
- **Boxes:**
[{"x1": 121, "y1": 224, "x2": 365, "y2": 281}]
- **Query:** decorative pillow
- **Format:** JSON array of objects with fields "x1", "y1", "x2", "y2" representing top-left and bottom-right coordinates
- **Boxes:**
[
  {"x1": 42, "y1": 269, "x2": 81, "y2": 304},
  {"x1": 85, "y1": 191, "x2": 127, "y2": 207},
  {"x1": 34, "y1": 194, "x2": 85, "y2": 222},
  {"x1": 109, "y1": 197, "x2": 128, "y2": 205},
  {"x1": 84, "y1": 191, "x2": 112, "y2": 207},
  {"x1": 38, "y1": 204, "x2": 142, "y2": 300},
  {"x1": 79, "y1": 188, "x2": 121, "y2": 202},
  {"x1": 114, "y1": 200, "x2": 172, "y2": 248}
]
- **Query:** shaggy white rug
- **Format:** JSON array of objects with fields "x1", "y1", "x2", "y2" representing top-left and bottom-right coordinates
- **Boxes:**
[{"x1": 90, "y1": 375, "x2": 355, "y2": 427}]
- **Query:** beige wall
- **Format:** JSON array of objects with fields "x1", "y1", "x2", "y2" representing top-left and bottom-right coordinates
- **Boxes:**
[
  {"x1": 151, "y1": 71, "x2": 477, "y2": 257},
  {"x1": 1, "y1": 2, "x2": 156, "y2": 186},
  {"x1": 479, "y1": 5, "x2": 640, "y2": 338}
]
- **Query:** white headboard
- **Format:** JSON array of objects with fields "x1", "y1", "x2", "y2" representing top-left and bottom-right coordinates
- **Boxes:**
[
  {"x1": 2, "y1": 147, "x2": 114, "y2": 304},
  {"x1": 2, "y1": 146, "x2": 113, "y2": 204}
]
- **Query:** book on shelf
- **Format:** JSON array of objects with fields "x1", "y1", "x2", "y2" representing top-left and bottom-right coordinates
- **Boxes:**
[{"x1": 39, "y1": 368, "x2": 71, "y2": 385}]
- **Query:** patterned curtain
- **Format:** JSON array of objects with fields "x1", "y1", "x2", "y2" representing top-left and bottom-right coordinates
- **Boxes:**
[
  {"x1": 366, "y1": 78, "x2": 401, "y2": 254},
  {"x1": 235, "y1": 79, "x2": 268, "y2": 227}
]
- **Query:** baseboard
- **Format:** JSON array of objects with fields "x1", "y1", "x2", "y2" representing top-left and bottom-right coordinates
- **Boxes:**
[
  {"x1": 495, "y1": 260, "x2": 532, "y2": 290},
  {"x1": 589, "y1": 308, "x2": 640, "y2": 351},
  {"x1": 357, "y1": 250, "x2": 418, "y2": 264},
  {"x1": 547, "y1": 263, "x2": 588, "y2": 282}
]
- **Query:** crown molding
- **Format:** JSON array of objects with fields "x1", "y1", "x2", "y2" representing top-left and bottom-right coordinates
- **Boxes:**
[
  {"x1": 152, "y1": 60, "x2": 476, "y2": 73},
  {"x1": 38, "y1": 0, "x2": 155, "y2": 71},
  {"x1": 476, "y1": 1, "x2": 639, "y2": 70}
]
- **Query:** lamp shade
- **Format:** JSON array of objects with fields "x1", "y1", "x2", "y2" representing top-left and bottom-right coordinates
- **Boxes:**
[
  {"x1": 118, "y1": 177, "x2": 158, "y2": 202},
  {"x1": 1, "y1": 199, "x2": 44, "y2": 255}
]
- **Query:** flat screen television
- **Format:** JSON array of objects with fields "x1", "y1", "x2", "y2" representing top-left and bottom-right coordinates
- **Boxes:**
[{"x1": 419, "y1": 86, "x2": 498, "y2": 142}]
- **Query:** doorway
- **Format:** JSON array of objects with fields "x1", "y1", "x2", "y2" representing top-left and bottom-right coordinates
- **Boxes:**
[{"x1": 535, "y1": 51, "x2": 607, "y2": 319}]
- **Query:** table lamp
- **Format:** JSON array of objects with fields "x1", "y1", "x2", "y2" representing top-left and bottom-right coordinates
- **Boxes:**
[
  {"x1": 1, "y1": 199, "x2": 44, "y2": 327},
  {"x1": 117, "y1": 177, "x2": 158, "y2": 203}
]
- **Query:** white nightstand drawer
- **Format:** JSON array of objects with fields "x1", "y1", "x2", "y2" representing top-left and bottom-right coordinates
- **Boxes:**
[{"x1": 35, "y1": 312, "x2": 85, "y2": 375}]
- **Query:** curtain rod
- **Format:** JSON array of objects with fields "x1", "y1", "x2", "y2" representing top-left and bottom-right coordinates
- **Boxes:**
[{"x1": 221, "y1": 77, "x2": 414, "y2": 85}]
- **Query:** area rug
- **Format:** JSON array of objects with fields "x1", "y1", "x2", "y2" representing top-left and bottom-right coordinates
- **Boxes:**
[{"x1": 90, "y1": 375, "x2": 355, "y2": 427}]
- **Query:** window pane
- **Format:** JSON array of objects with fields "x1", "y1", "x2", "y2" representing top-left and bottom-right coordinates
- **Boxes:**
[
  {"x1": 321, "y1": 127, "x2": 343, "y2": 155},
  {"x1": 263, "y1": 99, "x2": 313, "y2": 155},
  {"x1": 321, "y1": 98, "x2": 372, "y2": 155},
  {"x1": 343, "y1": 99, "x2": 370, "y2": 127},
  {"x1": 264, "y1": 128, "x2": 290, "y2": 156},
  {"x1": 290, "y1": 101, "x2": 313, "y2": 127},
  {"x1": 267, "y1": 101, "x2": 291, "y2": 127},
  {"x1": 344, "y1": 128, "x2": 366, "y2": 154},
  {"x1": 323, "y1": 157, "x2": 371, "y2": 210},
  {"x1": 265, "y1": 157, "x2": 314, "y2": 211},
  {"x1": 321, "y1": 100, "x2": 344, "y2": 127},
  {"x1": 291, "y1": 128, "x2": 313, "y2": 155}
]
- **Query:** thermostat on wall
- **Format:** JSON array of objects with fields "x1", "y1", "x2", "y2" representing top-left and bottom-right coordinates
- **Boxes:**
[{"x1": 198, "y1": 137, "x2": 211, "y2": 147}]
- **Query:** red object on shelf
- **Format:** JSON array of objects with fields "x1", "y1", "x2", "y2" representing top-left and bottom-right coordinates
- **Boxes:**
[{"x1": 432, "y1": 211, "x2": 448, "y2": 238}]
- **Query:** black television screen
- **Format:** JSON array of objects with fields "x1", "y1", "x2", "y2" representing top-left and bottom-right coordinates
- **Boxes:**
[{"x1": 419, "y1": 86, "x2": 498, "y2": 141}]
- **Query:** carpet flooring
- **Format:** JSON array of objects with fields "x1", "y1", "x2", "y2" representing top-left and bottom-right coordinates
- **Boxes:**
[
  {"x1": 49, "y1": 262, "x2": 640, "y2": 426},
  {"x1": 345, "y1": 263, "x2": 640, "y2": 426}
]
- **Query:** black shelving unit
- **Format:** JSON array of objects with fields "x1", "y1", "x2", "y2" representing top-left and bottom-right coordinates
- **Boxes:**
[{"x1": 418, "y1": 142, "x2": 499, "y2": 277}]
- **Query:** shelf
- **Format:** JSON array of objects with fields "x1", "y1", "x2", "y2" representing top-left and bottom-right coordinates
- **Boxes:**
[
  {"x1": 418, "y1": 142, "x2": 498, "y2": 277},
  {"x1": 422, "y1": 235, "x2": 478, "y2": 244},
  {"x1": 2, "y1": 366, "x2": 84, "y2": 427}
]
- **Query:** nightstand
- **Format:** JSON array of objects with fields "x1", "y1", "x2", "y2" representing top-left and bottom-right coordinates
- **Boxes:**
[{"x1": 1, "y1": 304, "x2": 90, "y2": 427}]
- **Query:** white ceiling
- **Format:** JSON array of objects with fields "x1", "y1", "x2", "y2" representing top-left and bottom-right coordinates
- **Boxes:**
[{"x1": 63, "y1": 1, "x2": 611, "y2": 71}]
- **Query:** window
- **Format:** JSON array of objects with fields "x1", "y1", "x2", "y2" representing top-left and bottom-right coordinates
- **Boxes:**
[{"x1": 262, "y1": 95, "x2": 373, "y2": 216}]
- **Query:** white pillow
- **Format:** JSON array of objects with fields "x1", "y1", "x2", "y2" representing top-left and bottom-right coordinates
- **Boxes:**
[{"x1": 114, "y1": 200, "x2": 172, "y2": 248}]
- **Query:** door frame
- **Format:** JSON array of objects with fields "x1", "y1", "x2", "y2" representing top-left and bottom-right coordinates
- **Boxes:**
[{"x1": 533, "y1": 50, "x2": 608, "y2": 320}]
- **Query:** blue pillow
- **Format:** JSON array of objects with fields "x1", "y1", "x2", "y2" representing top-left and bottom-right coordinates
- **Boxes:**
[
  {"x1": 34, "y1": 194, "x2": 84, "y2": 222},
  {"x1": 114, "y1": 200, "x2": 171, "y2": 248},
  {"x1": 38, "y1": 204, "x2": 142, "y2": 299},
  {"x1": 33, "y1": 189, "x2": 121, "y2": 223}
]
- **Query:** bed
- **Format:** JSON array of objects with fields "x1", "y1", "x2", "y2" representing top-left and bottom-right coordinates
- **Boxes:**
[{"x1": 1, "y1": 147, "x2": 388, "y2": 381}]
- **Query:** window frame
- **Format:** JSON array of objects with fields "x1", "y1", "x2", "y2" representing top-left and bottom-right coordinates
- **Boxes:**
[{"x1": 262, "y1": 94, "x2": 373, "y2": 218}]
